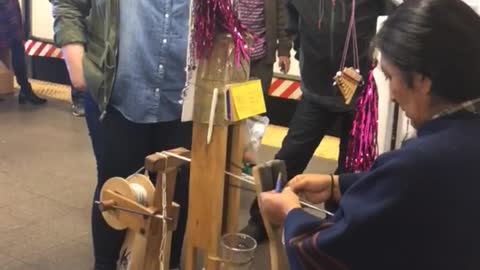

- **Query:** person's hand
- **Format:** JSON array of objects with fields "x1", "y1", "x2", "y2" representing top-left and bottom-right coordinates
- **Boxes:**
[
  {"x1": 278, "y1": 56, "x2": 291, "y2": 74},
  {"x1": 62, "y1": 44, "x2": 87, "y2": 91},
  {"x1": 287, "y1": 174, "x2": 340, "y2": 204},
  {"x1": 259, "y1": 188, "x2": 301, "y2": 225}
]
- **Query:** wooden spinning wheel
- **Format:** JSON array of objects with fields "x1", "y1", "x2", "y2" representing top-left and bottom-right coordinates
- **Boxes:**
[{"x1": 97, "y1": 148, "x2": 190, "y2": 270}]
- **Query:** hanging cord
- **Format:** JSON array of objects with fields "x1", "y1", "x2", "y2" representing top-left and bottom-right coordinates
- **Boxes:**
[
  {"x1": 126, "y1": 166, "x2": 146, "y2": 179},
  {"x1": 155, "y1": 153, "x2": 169, "y2": 270},
  {"x1": 351, "y1": 4, "x2": 359, "y2": 71},
  {"x1": 339, "y1": 0, "x2": 359, "y2": 71}
]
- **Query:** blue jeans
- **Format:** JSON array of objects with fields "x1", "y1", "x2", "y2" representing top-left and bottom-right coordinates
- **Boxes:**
[
  {"x1": 71, "y1": 87, "x2": 85, "y2": 107},
  {"x1": 84, "y1": 93, "x2": 191, "y2": 270}
]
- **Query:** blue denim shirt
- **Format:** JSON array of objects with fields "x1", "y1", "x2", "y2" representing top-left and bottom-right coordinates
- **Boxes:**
[{"x1": 111, "y1": 0, "x2": 189, "y2": 123}]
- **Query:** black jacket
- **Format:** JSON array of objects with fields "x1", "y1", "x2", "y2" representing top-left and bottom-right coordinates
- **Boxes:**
[{"x1": 287, "y1": 0, "x2": 391, "y2": 112}]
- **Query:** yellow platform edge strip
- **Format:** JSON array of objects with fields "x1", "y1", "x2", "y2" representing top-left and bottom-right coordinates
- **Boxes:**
[{"x1": 262, "y1": 125, "x2": 339, "y2": 161}]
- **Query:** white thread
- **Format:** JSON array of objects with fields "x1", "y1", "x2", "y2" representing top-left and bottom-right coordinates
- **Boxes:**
[
  {"x1": 160, "y1": 151, "x2": 334, "y2": 216},
  {"x1": 126, "y1": 167, "x2": 145, "y2": 180},
  {"x1": 130, "y1": 183, "x2": 148, "y2": 206},
  {"x1": 156, "y1": 153, "x2": 169, "y2": 270}
]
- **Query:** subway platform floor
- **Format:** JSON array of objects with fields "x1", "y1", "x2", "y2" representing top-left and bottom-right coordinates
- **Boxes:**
[{"x1": 0, "y1": 92, "x2": 337, "y2": 269}]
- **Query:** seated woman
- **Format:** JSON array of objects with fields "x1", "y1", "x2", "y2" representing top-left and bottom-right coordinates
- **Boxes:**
[{"x1": 259, "y1": 0, "x2": 480, "y2": 269}]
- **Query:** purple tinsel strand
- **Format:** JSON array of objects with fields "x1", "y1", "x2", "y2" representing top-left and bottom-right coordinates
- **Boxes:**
[
  {"x1": 345, "y1": 67, "x2": 379, "y2": 172},
  {"x1": 193, "y1": 0, "x2": 250, "y2": 66}
]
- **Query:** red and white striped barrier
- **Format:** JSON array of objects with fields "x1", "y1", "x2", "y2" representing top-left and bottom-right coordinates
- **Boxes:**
[
  {"x1": 268, "y1": 78, "x2": 302, "y2": 100},
  {"x1": 22, "y1": 40, "x2": 302, "y2": 101},
  {"x1": 24, "y1": 40, "x2": 63, "y2": 59}
]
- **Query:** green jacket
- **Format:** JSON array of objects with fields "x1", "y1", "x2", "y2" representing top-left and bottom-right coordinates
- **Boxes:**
[
  {"x1": 51, "y1": 0, "x2": 291, "y2": 115},
  {"x1": 52, "y1": 0, "x2": 118, "y2": 117}
]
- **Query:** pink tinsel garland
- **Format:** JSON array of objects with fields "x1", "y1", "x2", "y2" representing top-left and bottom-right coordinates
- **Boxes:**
[
  {"x1": 193, "y1": 0, "x2": 250, "y2": 66},
  {"x1": 345, "y1": 67, "x2": 379, "y2": 172}
]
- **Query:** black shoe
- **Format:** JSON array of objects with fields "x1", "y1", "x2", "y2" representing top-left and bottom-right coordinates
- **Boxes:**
[
  {"x1": 18, "y1": 83, "x2": 47, "y2": 105},
  {"x1": 240, "y1": 220, "x2": 268, "y2": 244}
]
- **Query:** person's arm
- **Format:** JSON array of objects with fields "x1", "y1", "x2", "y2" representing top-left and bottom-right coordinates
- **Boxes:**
[
  {"x1": 287, "y1": 172, "x2": 366, "y2": 205},
  {"x1": 338, "y1": 172, "x2": 368, "y2": 195},
  {"x1": 283, "y1": 154, "x2": 415, "y2": 269},
  {"x1": 276, "y1": 0, "x2": 292, "y2": 57},
  {"x1": 285, "y1": 0, "x2": 301, "y2": 60},
  {"x1": 276, "y1": 0, "x2": 292, "y2": 73},
  {"x1": 62, "y1": 44, "x2": 86, "y2": 90},
  {"x1": 51, "y1": 0, "x2": 91, "y2": 90}
]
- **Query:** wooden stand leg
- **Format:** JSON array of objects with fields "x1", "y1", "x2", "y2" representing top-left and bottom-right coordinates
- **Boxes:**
[
  {"x1": 184, "y1": 241, "x2": 198, "y2": 270},
  {"x1": 118, "y1": 231, "x2": 147, "y2": 270},
  {"x1": 224, "y1": 122, "x2": 246, "y2": 233},
  {"x1": 143, "y1": 151, "x2": 188, "y2": 270},
  {"x1": 185, "y1": 123, "x2": 229, "y2": 270},
  {"x1": 253, "y1": 160, "x2": 291, "y2": 270}
]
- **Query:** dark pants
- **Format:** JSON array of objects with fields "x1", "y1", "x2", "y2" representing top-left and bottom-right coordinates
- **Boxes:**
[
  {"x1": 84, "y1": 93, "x2": 192, "y2": 270},
  {"x1": 249, "y1": 97, "x2": 353, "y2": 223},
  {"x1": 71, "y1": 87, "x2": 85, "y2": 107},
  {"x1": 9, "y1": 39, "x2": 29, "y2": 88}
]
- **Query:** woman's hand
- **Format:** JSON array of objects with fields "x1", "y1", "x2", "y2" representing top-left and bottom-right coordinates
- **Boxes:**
[
  {"x1": 259, "y1": 188, "x2": 301, "y2": 225},
  {"x1": 287, "y1": 174, "x2": 341, "y2": 204}
]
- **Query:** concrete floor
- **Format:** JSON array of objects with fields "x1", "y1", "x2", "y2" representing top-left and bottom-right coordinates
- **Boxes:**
[{"x1": 0, "y1": 95, "x2": 336, "y2": 270}]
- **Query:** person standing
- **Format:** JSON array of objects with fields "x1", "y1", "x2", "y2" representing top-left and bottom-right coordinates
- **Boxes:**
[
  {"x1": 241, "y1": 0, "x2": 388, "y2": 242},
  {"x1": 260, "y1": 1, "x2": 480, "y2": 268},
  {"x1": 0, "y1": 0, "x2": 46, "y2": 105},
  {"x1": 236, "y1": 0, "x2": 292, "y2": 94},
  {"x1": 52, "y1": 1, "x2": 191, "y2": 269}
]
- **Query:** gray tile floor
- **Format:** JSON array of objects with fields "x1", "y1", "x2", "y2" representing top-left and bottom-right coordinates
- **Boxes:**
[{"x1": 0, "y1": 95, "x2": 336, "y2": 270}]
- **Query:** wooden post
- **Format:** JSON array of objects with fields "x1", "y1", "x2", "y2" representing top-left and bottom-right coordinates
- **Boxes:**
[
  {"x1": 224, "y1": 123, "x2": 246, "y2": 233},
  {"x1": 252, "y1": 160, "x2": 291, "y2": 270},
  {"x1": 185, "y1": 124, "x2": 229, "y2": 270},
  {"x1": 184, "y1": 33, "x2": 250, "y2": 270},
  {"x1": 141, "y1": 151, "x2": 188, "y2": 270}
]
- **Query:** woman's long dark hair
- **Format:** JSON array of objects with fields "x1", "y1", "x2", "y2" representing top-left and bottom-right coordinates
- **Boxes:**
[{"x1": 375, "y1": 0, "x2": 480, "y2": 103}]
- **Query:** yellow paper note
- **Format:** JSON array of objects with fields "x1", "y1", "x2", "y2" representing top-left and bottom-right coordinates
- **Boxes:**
[{"x1": 229, "y1": 80, "x2": 266, "y2": 120}]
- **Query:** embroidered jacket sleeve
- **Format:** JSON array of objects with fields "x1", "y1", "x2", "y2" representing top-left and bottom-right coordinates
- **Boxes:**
[
  {"x1": 283, "y1": 151, "x2": 417, "y2": 270},
  {"x1": 338, "y1": 172, "x2": 367, "y2": 194}
]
